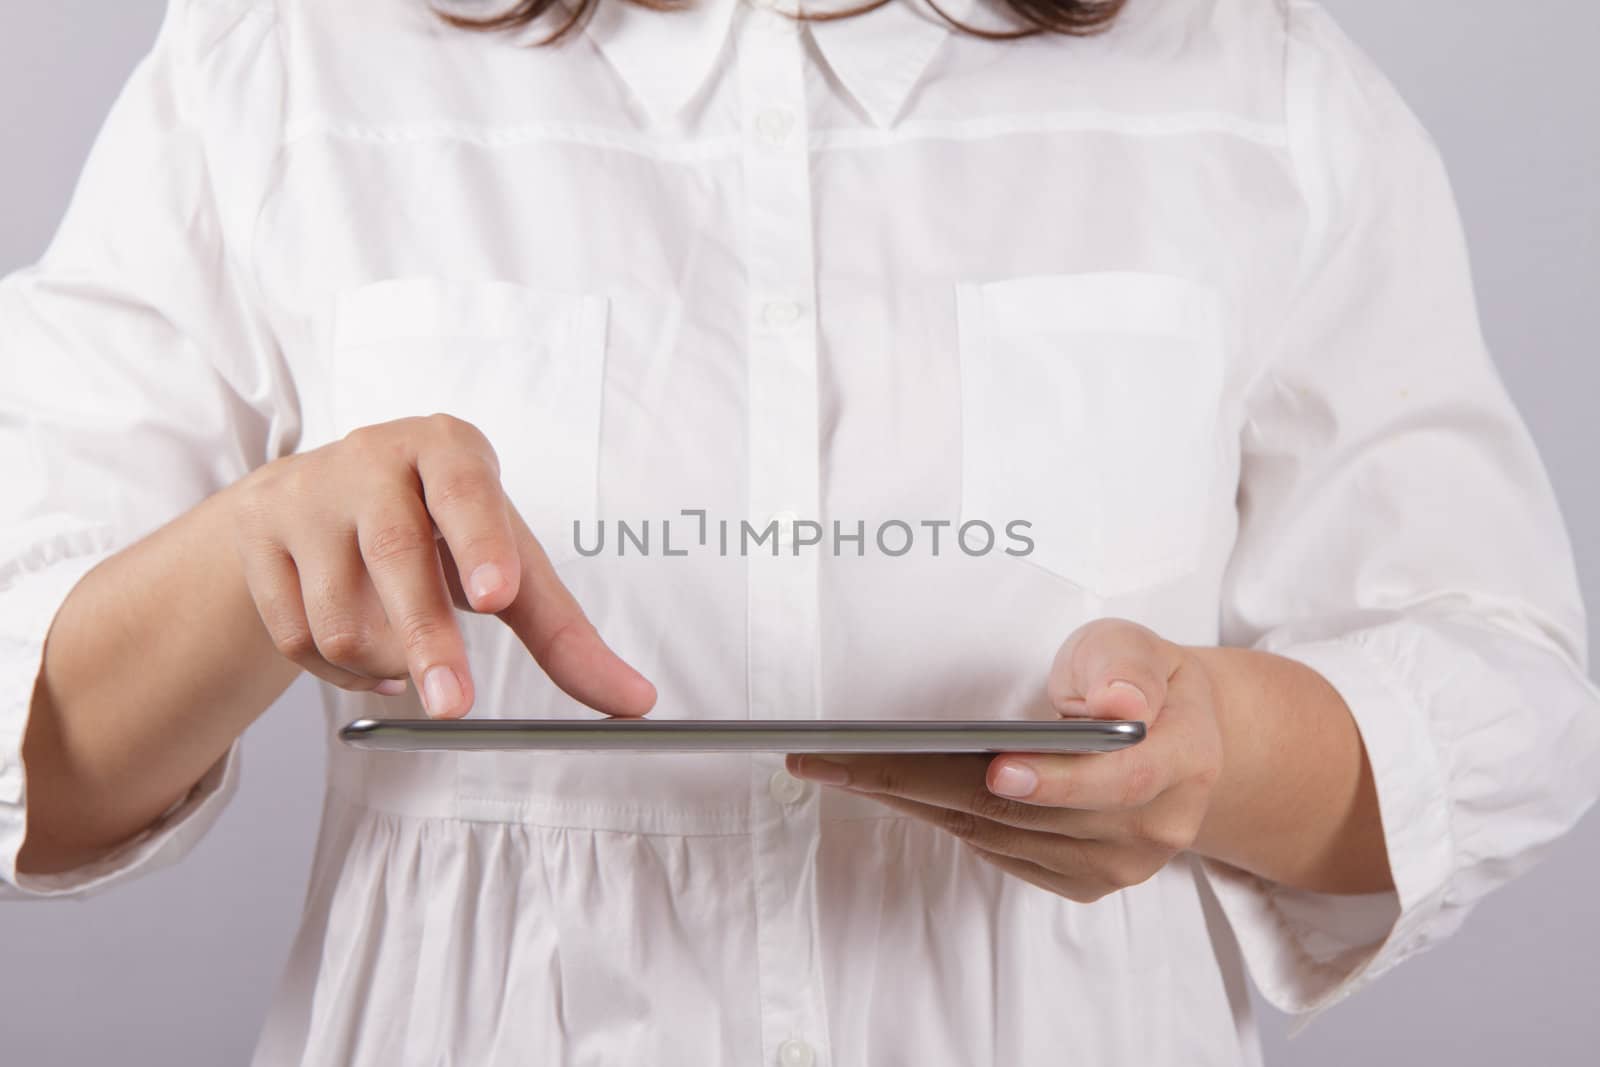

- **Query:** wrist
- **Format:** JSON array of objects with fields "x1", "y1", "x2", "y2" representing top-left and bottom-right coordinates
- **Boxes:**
[
  {"x1": 1183, "y1": 645, "x2": 1258, "y2": 864},
  {"x1": 1181, "y1": 645, "x2": 1394, "y2": 893}
]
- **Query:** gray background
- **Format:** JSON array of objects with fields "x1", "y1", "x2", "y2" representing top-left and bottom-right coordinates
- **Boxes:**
[{"x1": 1, "y1": 1, "x2": 1595, "y2": 1062}]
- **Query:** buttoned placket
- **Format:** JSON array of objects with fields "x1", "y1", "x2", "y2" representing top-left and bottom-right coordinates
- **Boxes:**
[{"x1": 734, "y1": 2, "x2": 830, "y2": 1066}]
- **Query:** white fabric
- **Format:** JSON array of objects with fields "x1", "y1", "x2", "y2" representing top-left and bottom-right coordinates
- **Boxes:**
[{"x1": 3, "y1": 0, "x2": 1599, "y2": 1062}]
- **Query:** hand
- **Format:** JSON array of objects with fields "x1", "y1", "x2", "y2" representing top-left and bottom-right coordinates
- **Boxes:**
[
  {"x1": 787, "y1": 618, "x2": 1222, "y2": 901},
  {"x1": 227, "y1": 414, "x2": 656, "y2": 719}
]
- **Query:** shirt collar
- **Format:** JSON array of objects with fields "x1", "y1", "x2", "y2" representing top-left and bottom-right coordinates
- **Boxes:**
[{"x1": 578, "y1": 0, "x2": 978, "y2": 129}]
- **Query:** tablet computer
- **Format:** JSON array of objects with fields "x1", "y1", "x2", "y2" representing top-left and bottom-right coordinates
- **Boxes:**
[{"x1": 338, "y1": 718, "x2": 1145, "y2": 754}]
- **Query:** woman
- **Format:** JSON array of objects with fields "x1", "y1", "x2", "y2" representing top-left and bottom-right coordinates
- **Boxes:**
[{"x1": 3, "y1": 0, "x2": 1597, "y2": 1062}]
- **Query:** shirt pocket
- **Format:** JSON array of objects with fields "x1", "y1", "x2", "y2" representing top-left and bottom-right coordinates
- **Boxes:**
[
  {"x1": 328, "y1": 277, "x2": 608, "y2": 566},
  {"x1": 954, "y1": 271, "x2": 1225, "y2": 597}
]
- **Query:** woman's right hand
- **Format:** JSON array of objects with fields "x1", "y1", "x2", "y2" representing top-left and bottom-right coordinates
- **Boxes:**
[{"x1": 226, "y1": 414, "x2": 656, "y2": 720}]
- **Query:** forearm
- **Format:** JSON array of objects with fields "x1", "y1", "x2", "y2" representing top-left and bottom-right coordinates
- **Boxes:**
[
  {"x1": 1187, "y1": 645, "x2": 1392, "y2": 895},
  {"x1": 16, "y1": 483, "x2": 296, "y2": 874}
]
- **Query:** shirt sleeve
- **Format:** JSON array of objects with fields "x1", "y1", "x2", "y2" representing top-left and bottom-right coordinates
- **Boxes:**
[
  {"x1": 1199, "y1": 0, "x2": 1600, "y2": 1021},
  {"x1": 0, "y1": 0, "x2": 294, "y2": 899}
]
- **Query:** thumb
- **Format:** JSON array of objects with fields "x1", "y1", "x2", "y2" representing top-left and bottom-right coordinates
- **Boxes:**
[{"x1": 1049, "y1": 617, "x2": 1179, "y2": 724}]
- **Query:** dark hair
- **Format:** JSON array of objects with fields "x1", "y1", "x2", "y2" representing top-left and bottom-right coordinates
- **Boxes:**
[{"x1": 438, "y1": 0, "x2": 1127, "y2": 45}]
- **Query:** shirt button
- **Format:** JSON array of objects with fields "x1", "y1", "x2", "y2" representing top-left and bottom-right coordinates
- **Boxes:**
[
  {"x1": 755, "y1": 107, "x2": 796, "y2": 147},
  {"x1": 768, "y1": 767, "x2": 810, "y2": 805},
  {"x1": 769, "y1": 509, "x2": 800, "y2": 547},
  {"x1": 762, "y1": 300, "x2": 803, "y2": 328},
  {"x1": 777, "y1": 1039, "x2": 816, "y2": 1067}
]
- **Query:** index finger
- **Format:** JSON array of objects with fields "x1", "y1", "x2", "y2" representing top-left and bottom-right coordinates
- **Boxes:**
[
  {"x1": 496, "y1": 503, "x2": 657, "y2": 717},
  {"x1": 994, "y1": 662, "x2": 1213, "y2": 809}
]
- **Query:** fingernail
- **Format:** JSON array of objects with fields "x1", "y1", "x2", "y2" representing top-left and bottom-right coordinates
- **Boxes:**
[
  {"x1": 1107, "y1": 679, "x2": 1149, "y2": 712},
  {"x1": 423, "y1": 665, "x2": 462, "y2": 717},
  {"x1": 792, "y1": 756, "x2": 852, "y2": 786},
  {"x1": 468, "y1": 563, "x2": 506, "y2": 606},
  {"x1": 375, "y1": 678, "x2": 408, "y2": 696},
  {"x1": 990, "y1": 761, "x2": 1038, "y2": 798}
]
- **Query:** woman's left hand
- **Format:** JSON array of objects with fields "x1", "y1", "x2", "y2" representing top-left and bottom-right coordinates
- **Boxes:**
[{"x1": 787, "y1": 618, "x2": 1224, "y2": 902}]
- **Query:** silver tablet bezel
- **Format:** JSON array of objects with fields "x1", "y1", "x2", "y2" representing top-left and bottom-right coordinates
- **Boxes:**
[{"x1": 338, "y1": 718, "x2": 1146, "y2": 754}]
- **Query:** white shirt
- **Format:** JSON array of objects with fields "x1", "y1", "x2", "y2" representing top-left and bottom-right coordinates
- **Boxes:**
[{"x1": 3, "y1": 0, "x2": 1598, "y2": 1062}]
